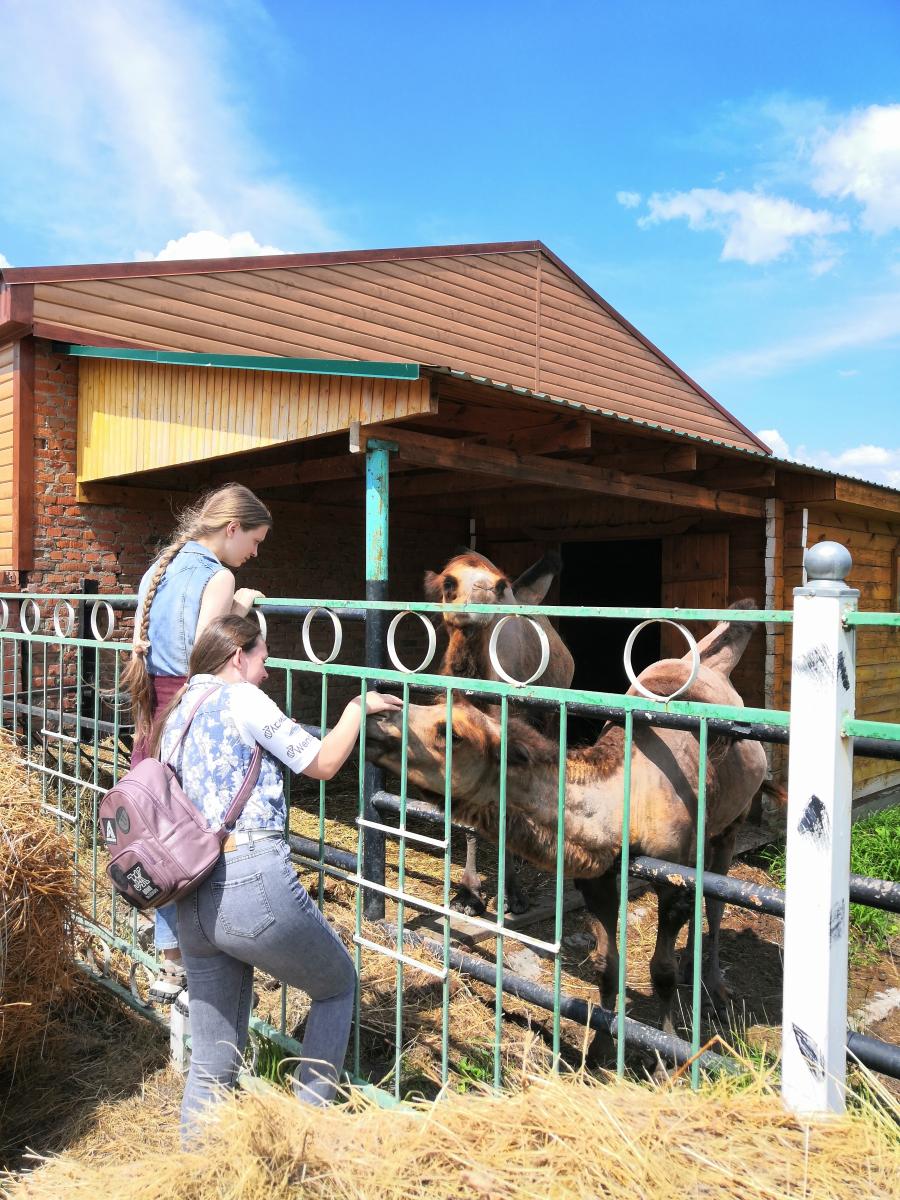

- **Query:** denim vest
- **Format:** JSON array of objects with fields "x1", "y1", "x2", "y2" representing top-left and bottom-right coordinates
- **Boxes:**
[{"x1": 136, "y1": 541, "x2": 225, "y2": 676}]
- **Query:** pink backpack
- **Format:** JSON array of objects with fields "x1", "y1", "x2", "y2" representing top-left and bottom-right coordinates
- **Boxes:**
[{"x1": 99, "y1": 687, "x2": 262, "y2": 910}]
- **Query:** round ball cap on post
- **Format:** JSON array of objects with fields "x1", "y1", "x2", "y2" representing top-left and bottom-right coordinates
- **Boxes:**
[{"x1": 802, "y1": 541, "x2": 855, "y2": 596}]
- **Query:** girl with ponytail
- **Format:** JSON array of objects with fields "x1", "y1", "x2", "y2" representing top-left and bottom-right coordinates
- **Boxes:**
[{"x1": 123, "y1": 483, "x2": 273, "y2": 1000}]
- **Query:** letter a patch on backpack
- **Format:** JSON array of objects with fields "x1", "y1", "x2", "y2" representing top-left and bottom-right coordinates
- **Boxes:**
[{"x1": 102, "y1": 817, "x2": 118, "y2": 845}]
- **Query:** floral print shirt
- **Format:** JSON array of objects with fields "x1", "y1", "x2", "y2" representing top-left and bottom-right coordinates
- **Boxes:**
[{"x1": 160, "y1": 674, "x2": 321, "y2": 832}]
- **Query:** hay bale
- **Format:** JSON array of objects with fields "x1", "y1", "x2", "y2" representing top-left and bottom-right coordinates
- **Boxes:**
[
  {"x1": 0, "y1": 733, "x2": 81, "y2": 1072},
  {"x1": 7, "y1": 1068, "x2": 899, "y2": 1199}
]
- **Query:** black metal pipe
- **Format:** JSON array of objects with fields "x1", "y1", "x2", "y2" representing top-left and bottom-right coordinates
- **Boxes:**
[
  {"x1": 392, "y1": 925, "x2": 737, "y2": 1073},
  {"x1": 848, "y1": 871, "x2": 900, "y2": 913},
  {"x1": 629, "y1": 857, "x2": 786, "y2": 916},
  {"x1": 847, "y1": 1031, "x2": 900, "y2": 1078},
  {"x1": 287, "y1": 832, "x2": 357, "y2": 873}
]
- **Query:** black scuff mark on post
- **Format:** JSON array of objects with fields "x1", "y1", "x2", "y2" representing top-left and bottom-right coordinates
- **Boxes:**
[
  {"x1": 793, "y1": 1024, "x2": 826, "y2": 1081},
  {"x1": 796, "y1": 644, "x2": 834, "y2": 687},
  {"x1": 836, "y1": 651, "x2": 850, "y2": 691},
  {"x1": 798, "y1": 795, "x2": 830, "y2": 846},
  {"x1": 829, "y1": 898, "x2": 846, "y2": 943}
]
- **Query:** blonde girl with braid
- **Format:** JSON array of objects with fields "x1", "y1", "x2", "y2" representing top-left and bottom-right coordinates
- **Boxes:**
[{"x1": 124, "y1": 483, "x2": 273, "y2": 1001}]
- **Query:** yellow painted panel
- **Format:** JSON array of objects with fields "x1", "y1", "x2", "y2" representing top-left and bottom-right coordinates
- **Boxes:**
[{"x1": 77, "y1": 359, "x2": 434, "y2": 481}]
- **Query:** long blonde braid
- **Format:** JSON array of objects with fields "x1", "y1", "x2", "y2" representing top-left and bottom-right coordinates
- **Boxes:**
[{"x1": 123, "y1": 484, "x2": 272, "y2": 740}]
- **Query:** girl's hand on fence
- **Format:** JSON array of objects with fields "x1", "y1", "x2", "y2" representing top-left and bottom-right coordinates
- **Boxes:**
[{"x1": 233, "y1": 588, "x2": 266, "y2": 615}]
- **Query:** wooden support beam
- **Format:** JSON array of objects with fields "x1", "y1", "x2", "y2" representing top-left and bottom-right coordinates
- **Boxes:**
[
  {"x1": 485, "y1": 417, "x2": 591, "y2": 456},
  {"x1": 587, "y1": 446, "x2": 698, "y2": 475},
  {"x1": 351, "y1": 423, "x2": 764, "y2": 518},
  {"x1": 696, "y1": 464, "x2": 776, "y2": 491}
]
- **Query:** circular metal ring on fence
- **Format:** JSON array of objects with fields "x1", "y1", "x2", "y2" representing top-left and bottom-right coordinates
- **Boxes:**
[
  {"x1": 89, "y1": 600, "x2": 116, "y2": 642},
  {"x1": 487, "y1": 615, "x2": 551, "y2": 687},
  {"x1": 0, "y1": 599, "x2": 8, "y2": 631},
  {"x1": 623, "y1": 619, "x2": 700, "y2": 703},
  {"x1": 129, "y1": 960, "x2": 153, "y2": 1008},
  {"x1": 252, "y1": 607, "x2": 268, "y2": 643},
  {"x1": 301, "y1": 607, "x2": 343, "y2": 665},
  {"x1": 19, "y1": 598, "x2": 41, "y2": 636},
  {"x1": 386, "y1": 610, "x2": 437, "y2": 674},
  {"x1": 52, "y1": 600, "x2": 76, "y2": 639}
]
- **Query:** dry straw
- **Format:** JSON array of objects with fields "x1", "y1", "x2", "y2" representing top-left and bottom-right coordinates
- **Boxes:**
[
  {"x1": 6, "y1": 1065, "x2": 899, "y2": 1200},
  {"x1": 0, "y1": 733, "x2": 82, "y2": 1073}
]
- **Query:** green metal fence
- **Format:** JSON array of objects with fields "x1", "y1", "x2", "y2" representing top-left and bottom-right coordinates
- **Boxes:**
[{"x1": 1, "y1": 552, "x2": 898, "y2": 1112}]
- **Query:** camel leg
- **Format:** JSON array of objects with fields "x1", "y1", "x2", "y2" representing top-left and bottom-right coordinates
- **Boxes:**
[
  {"x1": 678, "y1": 818, "x2": 744, "y2": 1012},
  {"x1": 651, "y1": 883, "x2": 694, "y2": 1038},
  {"x1": 452, "y1": 831, "x2": 487, "y2": 916},
  {"x1": 502, "y1": 856, "x2": 530, "y2": 915},
  {"x1": 575, "y1": 874, "x2": 620, "y2": 1064}
]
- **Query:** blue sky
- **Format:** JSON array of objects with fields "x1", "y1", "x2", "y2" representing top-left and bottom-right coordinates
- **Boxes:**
[{"x1": 2, "y1": 0, "x2": 899, "y2": 485}]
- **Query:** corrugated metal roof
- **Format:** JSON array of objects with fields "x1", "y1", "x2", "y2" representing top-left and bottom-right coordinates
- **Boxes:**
[{"x1": 428, "y1": 366, "x2": 900, "y2": 497}]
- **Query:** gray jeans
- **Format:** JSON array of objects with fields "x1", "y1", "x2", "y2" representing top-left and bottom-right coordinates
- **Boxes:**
[{"x1": 176, "y1": 836, "x2": 356, "y2": 1142}]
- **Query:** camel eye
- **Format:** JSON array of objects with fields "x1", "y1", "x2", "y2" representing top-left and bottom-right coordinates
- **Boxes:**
[
  {"x1": 442, "y1": 575, "x2": 457, "y2": 599},
  {"x1": 494, "y1": 578, "x2": 510, "y2": 596}
]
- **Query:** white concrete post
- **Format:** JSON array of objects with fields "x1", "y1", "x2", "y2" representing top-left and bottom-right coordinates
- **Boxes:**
[{"x1": 782, "y1": 541, "x2": 858, "y2": 1114}]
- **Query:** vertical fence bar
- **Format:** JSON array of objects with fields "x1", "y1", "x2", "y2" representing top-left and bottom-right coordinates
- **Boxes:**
[
  {"x1": 494, "y1": 694, "x2": 509, "y2": 1090},
  {"x1": 782, "y1": 542, "x2": 858, "y2": 1115},
  {"x1": 690, "y1": 717, "x2": 709, "y2": 1091},
  {"x1": 362, "y1": 442, "x2": 393, "y2": 920},
  {"x1": 552, "y1": 701, "x2": 567, "y2": 1071},
  {"x1": 441, "y1": 685, "x2": 454, "y2": 1086},
  {"x1": 616, "y1": 709, "x2": 634, "y2": 1077},
  {"x1": 393, "y1": 681, "x2": 411, "y2": 1100},
  {"x1": 352, "y1": 673, "x2": 369, "y2": 1080}
]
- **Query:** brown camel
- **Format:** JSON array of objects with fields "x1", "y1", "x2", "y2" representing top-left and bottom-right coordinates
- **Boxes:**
[
  {"x1": 367, "y1": 604, "x2": 767, "y2": 1044},
  {"x1": 424, "y1": 550, "x2": 574, "y2": 914}
]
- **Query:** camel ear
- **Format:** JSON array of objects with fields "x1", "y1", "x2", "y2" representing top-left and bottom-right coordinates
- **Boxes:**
[
  {"x1": 512, "y1": 551, "x2": 562, "y2": 606},
  {"x1": 423, "y1": 570, "x2": 442, "y2": 600}
]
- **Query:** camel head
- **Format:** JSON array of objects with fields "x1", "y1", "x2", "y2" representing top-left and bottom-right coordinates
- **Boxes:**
[
  {"x1": 366, "y1": 700, "x2": 545, "y2": 804},
  {"x1": 424, "y1": 550, "x2": 561, "y2": 629}
]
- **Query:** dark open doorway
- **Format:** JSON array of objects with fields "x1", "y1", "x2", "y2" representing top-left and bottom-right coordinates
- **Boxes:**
[{"x1": 559, "y1": 539, "x2": 663, "y2": 743}]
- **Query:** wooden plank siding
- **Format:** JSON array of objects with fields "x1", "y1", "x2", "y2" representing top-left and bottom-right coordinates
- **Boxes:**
[
  {"x1": 77, "y1": 358, "x2": 435, "y2": 481},
  {"x1": 776, "y1": 505, "x2": 900, "y2": 799},
  {"x1": 29, "y1": 248, "x2": 764, "y2": 453},
  {"x1": 0, "y1": 344, "x2": 13, "y2": 565}
]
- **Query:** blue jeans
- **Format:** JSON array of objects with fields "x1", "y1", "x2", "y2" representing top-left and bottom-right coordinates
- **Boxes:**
[
  {"x1": 155, "y1": 902, "x2": 179, "y2": 952},
  {"x1": 176, "y1": 836, "x2": 356, "y2": 1143}
]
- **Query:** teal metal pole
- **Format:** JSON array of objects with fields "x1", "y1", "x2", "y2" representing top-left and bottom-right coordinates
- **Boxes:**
[{"x1": 362, "y1": 441, "x2": 394, "y2": 921}]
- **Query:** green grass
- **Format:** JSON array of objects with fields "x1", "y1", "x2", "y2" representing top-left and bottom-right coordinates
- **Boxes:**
[{"x1": 760, "y1": 805, "x2": 900, "y2": 959}]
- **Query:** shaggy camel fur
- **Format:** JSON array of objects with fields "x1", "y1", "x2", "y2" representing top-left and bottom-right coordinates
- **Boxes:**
[
  {"x1": 424, "y1": 550, "x2": 574, "y2": 914},
  {"x1": 367, "y1": 604, "x2": 767, "y2": 1043}
]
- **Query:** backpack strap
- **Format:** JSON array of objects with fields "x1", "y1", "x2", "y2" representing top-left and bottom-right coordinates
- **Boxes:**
[{"x1": 163, "y1": 684, "x2": 220, "y2": 767}]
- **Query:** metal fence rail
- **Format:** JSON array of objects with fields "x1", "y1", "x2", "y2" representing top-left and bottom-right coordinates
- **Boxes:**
[{"x1": 0, "y1": 539, "x2": 898, "y2": 1114}]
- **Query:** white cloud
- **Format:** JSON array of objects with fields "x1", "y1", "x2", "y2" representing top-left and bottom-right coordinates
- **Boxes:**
[
  {"x1": 758, "y1": 429, "x2": 900, "y2": 488},
  {"x1": 616, "y1": 190, "x2": 642, "y2": 208},
  {"x1": 0, "y1": 252, "x2": 11, "y2": 269},
  {"x1": 757, "y1": 428, "x2": 791, "y2": 458},
  {"x1": 0, "y1": 1, "x2": 339, "y2": 262},
  {"x1": 136, "y1": 230, "x2": 288, "y2": 262},
  {"x1": 703, "y1": 291, "x2": 900, "y2": 378},
  {"x1": 639, "y1": 188, "x2": 848, "y2": 265},
  {"x1": 812, "y1": 104, "x2": 900, "y2": 234}
]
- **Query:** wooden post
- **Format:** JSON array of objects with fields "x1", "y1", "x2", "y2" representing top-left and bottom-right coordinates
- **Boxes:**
[{"x1": 782, "y1": 541, "x2": 857, "y2": 1114}]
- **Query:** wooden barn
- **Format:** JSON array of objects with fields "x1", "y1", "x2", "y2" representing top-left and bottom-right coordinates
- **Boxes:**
[{"x1": 1, "y1": 240, "x2": 898, "y2": 804}]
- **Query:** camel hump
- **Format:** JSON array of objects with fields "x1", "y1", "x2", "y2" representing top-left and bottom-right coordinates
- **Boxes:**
[{"x1": 685, "y1": 598, "x2": 759, "y2": 678}]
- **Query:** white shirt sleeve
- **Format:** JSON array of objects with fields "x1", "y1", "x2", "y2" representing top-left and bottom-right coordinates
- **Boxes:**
[{"x1": 227, "y1": 683, "x2": 321, "y2": 774}]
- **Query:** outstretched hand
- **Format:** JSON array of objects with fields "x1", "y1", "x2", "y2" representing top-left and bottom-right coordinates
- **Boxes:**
[{"x1": 352, "y1": 691, "x2": 404, "y2": 715}]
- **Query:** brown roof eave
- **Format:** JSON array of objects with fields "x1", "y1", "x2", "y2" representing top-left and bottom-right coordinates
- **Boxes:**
[
  {"x1": 0, "y1": 240, "x2": 545, "y2": 285},
  {"x1": 0, "y1": 283, "x2": 34, "y2": 343}
]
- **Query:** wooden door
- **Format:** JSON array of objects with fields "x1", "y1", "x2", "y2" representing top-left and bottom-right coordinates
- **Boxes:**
[{"x1": 660, "y1": 532, "x2": 729, "y2": 658}]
